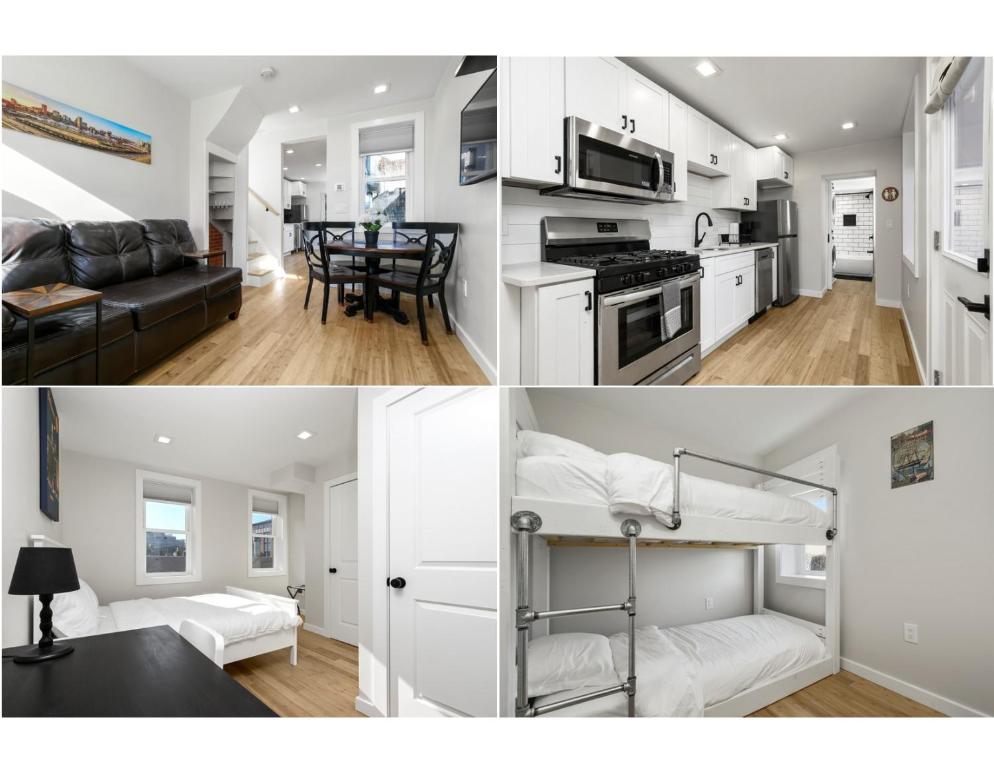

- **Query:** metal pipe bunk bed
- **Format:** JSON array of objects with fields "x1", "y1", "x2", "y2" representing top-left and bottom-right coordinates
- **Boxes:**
[{"x1": 511, "y1": 446, "x2": 839, "y2": 718}]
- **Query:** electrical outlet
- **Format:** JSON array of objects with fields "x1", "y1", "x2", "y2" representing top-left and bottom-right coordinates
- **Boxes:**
[
  {"x1": 904, "y1": 623, "x2": 919, "y2": 644},
  {"x1": 462, "y1": 278, "x2": 469, "y2": 298},
  {"x1": 704, "y1": 597, "x2": 714, "y2": 611},
  {"x1": 906, "y1": 283, "x2": 911, "y2": 299},
  {"x1": 334, "y1": 183, "x2": 345, "y2": 192}
]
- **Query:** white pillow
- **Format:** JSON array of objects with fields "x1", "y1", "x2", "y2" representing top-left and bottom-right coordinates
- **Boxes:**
[
  {"x1": 51, "y1": 578, "x2": 100, "y2": 637},
  {"x1": 527, "y1": 632, "x2": 619, "y2": 698},
  {"x1": 517, "y1": 430, "x2": 607, "y2": 462}
]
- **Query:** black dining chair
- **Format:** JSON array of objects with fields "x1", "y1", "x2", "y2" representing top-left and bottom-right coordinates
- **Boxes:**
[
  {"x1": 320, "y1": 221, "x2": 365, "y2": 305},
  {"x1": 392, "y1": 222, "x2": 435, "y2": 307},
  {"x1": 301, "y1": 222, "x2": 367, "y2": 324},
  {"x1": 373, "y1": 223, "x2": 459, "y2": 344}
]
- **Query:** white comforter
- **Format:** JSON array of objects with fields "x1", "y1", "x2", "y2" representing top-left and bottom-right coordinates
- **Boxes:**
[
  {"x1": 516, "y1": 430, "x2": 827, "y2": 528},
  {"x1": 109, "y1": 593, "x2": 301, "y2": 645},
  {"x1": 534, "y1": 615, "x2": 826, "y2": 717}
]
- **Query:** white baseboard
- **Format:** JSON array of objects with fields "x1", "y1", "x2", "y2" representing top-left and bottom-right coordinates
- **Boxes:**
[
  {"x1": 798, "y1": 288, "x2": 825, "y2": 299},
  {"x1": 841, "y1": 657, "x2": 988, "y2": 717},
  {"x1": 354, "y1": 693, "x2": 384, "y2": 717},
  {"x1": 900, "y1": 304, "x2": 927, "y2": 385},
  {"x1": 302, "y1": 622, "x2": 328, "y2": 636},
  {"x1": 452, "y1": 317, "x2": 497, "y2": 384},
  {"x1": 876, "y1": 297, "x2": 902, "y2": 308}
]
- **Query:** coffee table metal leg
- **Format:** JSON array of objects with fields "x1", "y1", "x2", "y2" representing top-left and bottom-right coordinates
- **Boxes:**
[
  {"x1": 26, "y1": 316, "x2": 34, "y2": 384},
  {"x1": 94, "y1": 301, "x2": 102, "y2": 384}
]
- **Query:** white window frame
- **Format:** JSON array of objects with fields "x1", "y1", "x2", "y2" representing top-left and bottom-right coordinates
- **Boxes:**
[
  {"x1": 135, "y1": 470, "x2": 202, "y2": 586},
  {"x1": 247, "y1": 489, "x2": 288, "y2": 578},
  {"x1": 775, "y1": 543, "x2": 827, "y2": 590},
  {"x1": 349, "y1": 111, "x2": 425, "y2": 227},
  {"x1": 358, "y1": 149, "x2": 413, "y2": 225}
]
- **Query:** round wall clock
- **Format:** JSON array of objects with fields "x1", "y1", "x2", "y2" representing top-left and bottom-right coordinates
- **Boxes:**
[{"x1": 882, "y1": 186, "x2": 899, "y2": 202}]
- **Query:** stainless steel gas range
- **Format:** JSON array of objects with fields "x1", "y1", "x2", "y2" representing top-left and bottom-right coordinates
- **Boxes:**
[{"x1": 541, "y1": 217, "x2": 701, "y2": 385}]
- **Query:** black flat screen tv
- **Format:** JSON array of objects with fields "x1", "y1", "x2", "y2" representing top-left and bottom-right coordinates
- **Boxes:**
[{"x1": 459, "y1": 70, "x2": 497, "y2": 186}]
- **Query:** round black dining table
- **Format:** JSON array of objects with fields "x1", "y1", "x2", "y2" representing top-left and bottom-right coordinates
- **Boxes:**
[{"x1": 323, "y1": 239, "x2": 428, "y2": 324}]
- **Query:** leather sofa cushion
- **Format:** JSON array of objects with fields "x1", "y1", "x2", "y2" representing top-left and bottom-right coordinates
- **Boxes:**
[
  {"x1": 141, "y1": 219, "x2": 197, "y2": 276},
  {"x1": 67, "y1": 220, "x2": 152, "y2": 288},
  {"x1": 160, "y1": 266, "x2": 243, "y2": 299},
  {"x1": 2, "y1": 303, "x2": 133, "y2": 377},
  {"x1": 2, "y1": 218, "x2": 72, "y2": 292},
  {"x1": 100, "y1": 277, "x2": 204, "y2": 330}
]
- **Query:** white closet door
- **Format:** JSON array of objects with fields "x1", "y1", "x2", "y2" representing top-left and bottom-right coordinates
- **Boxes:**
[
  {"x1": 388, "y1": 387, "x2": 499, "y2": 717},
  {"x1": 327, "y1": 479, "x2": 358, "y2": 645}
]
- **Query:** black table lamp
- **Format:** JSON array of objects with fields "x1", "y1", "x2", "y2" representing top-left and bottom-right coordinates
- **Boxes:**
[{"x1": 8, "y1": 546, "x2": 80, "y2": 663}]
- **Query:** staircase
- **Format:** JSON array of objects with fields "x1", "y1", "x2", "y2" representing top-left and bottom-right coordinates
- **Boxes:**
[{"x1": 245, "y1": 228, "x2": 280, "y2": 287}]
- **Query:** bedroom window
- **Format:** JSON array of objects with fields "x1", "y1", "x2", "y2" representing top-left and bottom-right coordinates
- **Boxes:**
[
  {"x1": 136, "y1": 471, "x2": 202, "y2": 586},
  {"x1": 248, "y1": 490, "x2": 288, "y2": 577}
]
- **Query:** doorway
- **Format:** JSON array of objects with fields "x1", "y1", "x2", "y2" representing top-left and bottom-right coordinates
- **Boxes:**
[
  {"x1": 325, "y1": 474, "x2": 358, "y2": 646},
  {"x1": 829, "y1": 176, "x2": 876, "y2": 282}
]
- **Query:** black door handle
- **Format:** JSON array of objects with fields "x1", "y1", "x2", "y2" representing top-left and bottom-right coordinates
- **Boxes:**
[
  {"x1": 622, "y1": 114, "x2": 628, "y2": 130},
  {"x1": 585, "y1": 290, "x2": 592, "y2": 311},
  {"x1": 554, "y1": 155, "x2": 562, "y2": 175},
  {"x1": 979, "y1": 248, "x2": 990, "y2": 273},
  {"x1": 630, "y1": 118, "x2": 636, "y2": 134},
  {"x1": 329, "y1": 567, "x2": 337, "y2": 574},
  {"x1": 388, "y1": 576, "x2": 407, "y2": 589},
  {"x1": 957, "y1": 295, "x2": 990, "y2": 320}
]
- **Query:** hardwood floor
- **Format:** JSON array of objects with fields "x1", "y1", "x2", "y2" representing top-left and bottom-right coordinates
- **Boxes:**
[
  {"x1": 226, "y1": 629, "x2": 362, "y2": 717},
  {"x1": 692, "y1": 279, "x2": 922, "y2": 386},
  {"x1": 749, "y1": 671, "x2": 943, "y2": 717},
  {"x1": 133, "y1": 253, "x2": 488, "y2": 385}
]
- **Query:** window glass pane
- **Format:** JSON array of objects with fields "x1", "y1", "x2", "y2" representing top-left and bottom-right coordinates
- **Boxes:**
[
  {"x1": 252, "y1": 536, "x2": 274, "y2": 570},
  {"x1": 363, "y1": 152, "x2": 406, "y2": 178},
  {"x1": 251, "y1": 512, "x2": 274, "y2": 532},
  {"x1": 803, "y1": 545, "x2": 827, "y2": 574},
  {"x1": 146, "y1": 531, "x2": 187, "y2": 573},
  {"x1": 146, "y1": 500, "x2": 187, "y2": 531},
  {"x1": 949, "y1": 57, "x2": 986, "y2": 260},
  {"x1": 363, "y1": 180, "x2": 407, "y2": 223}
]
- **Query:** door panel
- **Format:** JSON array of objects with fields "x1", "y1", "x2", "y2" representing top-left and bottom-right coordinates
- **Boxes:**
[
  {"x1": 388, "y1": 387, "x2": 498, "y2": 717},
  {"x1": 627, "y1": 72, "x2": 667, "y2": 148},
  {"x1": 327, "y1": 479, "x2": 358, "y2": 645}
]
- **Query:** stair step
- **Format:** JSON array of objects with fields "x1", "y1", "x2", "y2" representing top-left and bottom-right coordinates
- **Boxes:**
[
  {"x1": 247, "y1": 265, "x2": 274, "y2": 276},
  {"x1": 248, "y1": 251, "x2": 268, "y2": 259}
]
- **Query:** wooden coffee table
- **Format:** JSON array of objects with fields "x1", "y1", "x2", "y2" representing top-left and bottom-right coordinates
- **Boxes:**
[{"x1": 2, "y1": 283, "x2": 103, "y2": 384}]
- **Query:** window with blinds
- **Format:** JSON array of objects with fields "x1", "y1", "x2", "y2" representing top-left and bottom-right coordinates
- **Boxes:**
[
  {"x1": 136, "y1": 471, "x2": 201, "y2": 585},
  {"x1": 359, "y1": 120, "x2": 414, "y2": 225},
  {"x1": 248, "y1": 491, "x2": 287, "y2": 576}
]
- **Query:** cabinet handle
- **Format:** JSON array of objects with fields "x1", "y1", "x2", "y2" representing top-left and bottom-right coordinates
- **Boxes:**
[
  {"x1": 630, "y1": 118, "x2": 636, "y2": 134},
  {"x1": 622, "y1": 114, "x2": 628, "y2": 130},
  {"x1": 744, "y1": 197, "x2": 750, "y2": 206},
  {"x1": 554, "y1": 155, "x2": 562, "y2": 175},
  {"x1": 785, "y1": 171, "x2": 789, "y2": 180},
  {"x1": 585, "y1": 291, "x2": 592, "y2": 312}
]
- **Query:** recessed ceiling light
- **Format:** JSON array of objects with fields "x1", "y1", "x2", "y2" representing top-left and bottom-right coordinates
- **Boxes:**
[
  {"x1": 288, "y1": 105, "x2": 300, "y2": 114},
  {"x1": 285, "y1": 149, "x2": 294, "y2": 155},
  {"x1": 154, "y1": 434, "x2": 172, "y2": 445},
  {"x1": 315, "y1": 163, "x2": 322, "y2": 167},
  {"x1": 841, "y1": 121, "x2": 856, "y2": 130},
  {"x1": 283, "y1": 166, "x2": 288, "y2": 171},
  {"x1": 373, "y1": 83, "x2": 390, "y2": 94},
  {"x1": 694, "y1": 59, "x2": 721, "y2": 78},
  {"x1": 296, "y1": 430, "x2": 314, "y2": 440},
  {"x1": 773, "y1": 133, "x2": 788, "y2": 141}
]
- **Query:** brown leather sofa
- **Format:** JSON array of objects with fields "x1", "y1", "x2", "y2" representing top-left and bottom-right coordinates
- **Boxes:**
[{"x1": 2, "y1": 218, "x2": 242, "y2": 384}]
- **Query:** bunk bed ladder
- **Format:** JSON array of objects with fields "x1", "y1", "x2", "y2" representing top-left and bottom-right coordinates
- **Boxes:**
[{"x1": 511, "y1": 511, "x2": 641, "y2": 718}]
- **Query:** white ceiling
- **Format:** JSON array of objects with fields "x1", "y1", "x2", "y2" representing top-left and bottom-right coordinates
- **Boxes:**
[
  {"x1": 622, "y1": 57, "x2": 920, "y2": 155},
  {"x1": 54, "y1": 388, "x2": 356, "y2": 489},
  {"x1": 533, "y1": 388, "x2": 862, "y2": 458},
  {"x1": 125, "y1": 56, "x2": 452, "y2": 124},
  {"x1": 282, "y1": 138, "x2": 326, "y2": 183}
]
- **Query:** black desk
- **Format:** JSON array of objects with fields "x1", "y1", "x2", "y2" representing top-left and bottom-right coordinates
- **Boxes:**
[{"x1": 2, "y1": 626, "x2": 276, "y2": 717}]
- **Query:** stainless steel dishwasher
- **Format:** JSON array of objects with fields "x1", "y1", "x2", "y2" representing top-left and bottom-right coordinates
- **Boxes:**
[{"x1": 752, "y1": 248, "x2": 775, "y2": 320}]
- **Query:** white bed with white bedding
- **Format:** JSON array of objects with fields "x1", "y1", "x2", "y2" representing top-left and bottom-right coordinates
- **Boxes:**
[{"x1": 530, "y1": 614, "x2": 829, "y2": 717}]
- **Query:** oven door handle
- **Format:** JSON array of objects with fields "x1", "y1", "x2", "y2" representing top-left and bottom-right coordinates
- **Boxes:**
[{"x1": 602, "y1": 285, "x2": 663, "y2": 307}]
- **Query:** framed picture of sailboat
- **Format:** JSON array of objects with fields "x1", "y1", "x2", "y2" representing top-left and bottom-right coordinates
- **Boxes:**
[{"x1": 891, "y1": 421, "x2": 934, "y2": 489}]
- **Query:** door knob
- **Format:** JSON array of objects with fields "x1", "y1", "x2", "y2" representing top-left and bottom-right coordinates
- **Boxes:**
[
  {"x1": 957, "y1": 295, "x2": 990, "y2": 320},
  {"x1": 388, "y1": 577, "x2": 407, "y2": 589},
  {"x1": 328, "y1": 567, "x2": 337, "y2": 574}
]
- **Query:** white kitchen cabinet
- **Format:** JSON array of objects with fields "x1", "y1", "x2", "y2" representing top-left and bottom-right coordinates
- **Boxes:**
[
  {"x1": 520, "y1": 278, "x2": 595, "y2": 385},
  {"x1": 564, "y1": 58, "x2": 668, "y2": 147},
  {"x1": 500, "y1": 57, "x2": 566, "y2": 186},
  {"x1": 714, "y1": 270, "x2": 739, "y2": 342},
  {"x1": 288, "y1": 181, "x2": 307, "y2": 197},
  {"x1": 710, "y1": 123, "x2": 732, "y2": 176},
  {"x1": 757, "y1": 145, "x2": 794, "y2": 188},
  {"x1": 687, "y1": 108, "x2": 731, "y2": 177},
  {"x1": 668, "y1": 94, "x2": 688, "y2": 202},
  {"x1": 282, "y1": 224, "x2": 295, "y2": 255},
  {"x1": 282, "y1": 179, "x2": 291, "y2": 208},
  {"x1": 712, "y1": 134, "x2": 758, "y2": 211},
  {"x1": 700, "y1": 257, "x2": 716, "y2": 351},
  {"x1": 712, "y1": 253, "x2": 756, "y2": 342},
  {"x1": 739, "y1": 142, "x2": 758, "y2": 211}
]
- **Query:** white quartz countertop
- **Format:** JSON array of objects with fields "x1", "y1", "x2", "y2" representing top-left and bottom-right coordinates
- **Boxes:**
[
  {"x1": 696, "y1": 242, "x2": 779, "y2": 258},
  {"x1": 502, "y1": 262, "x2": 596, "y2": 288}
]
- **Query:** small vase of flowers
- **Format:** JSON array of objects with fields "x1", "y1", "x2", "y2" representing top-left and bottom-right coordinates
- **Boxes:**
[{"x1": 360, "y1": 215, "x2": 383, "y2": 248}]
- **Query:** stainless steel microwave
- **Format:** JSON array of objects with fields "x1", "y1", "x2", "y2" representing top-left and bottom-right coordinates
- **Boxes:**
[{"x1": 542, "y1": 116, "x2": 674, "y2": 205}]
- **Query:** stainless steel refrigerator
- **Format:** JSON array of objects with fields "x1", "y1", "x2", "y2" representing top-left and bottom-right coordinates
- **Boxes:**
[{"x1": 742, "y1": 200, "x2": 799, "y2": 306}]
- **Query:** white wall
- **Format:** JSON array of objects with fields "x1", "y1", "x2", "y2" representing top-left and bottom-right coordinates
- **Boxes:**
[
  {"x1": 59, "y1": 450, "x2": 304, "y2": 604},
  {"x1": 1, "y1": 389, "x2": 63, "y2": 647},
  {"x1": 287, "y1": 493, "x2": 307, "y2": 612},
  {"x1": 790, "y1": 137, "x2": 904, "y2": 305},
  {"x1": 426, "y1": 63, "x2": 500, "y2": 382},
  {"x1": 762, "y1": 389, "x2": 994, "y2": 716},
  {"x1": 2, "y1": 56, "x2": 190, "y2": 222},
  {"x1": 500, "y1": 174, "x2": 740, "y2": 384}
]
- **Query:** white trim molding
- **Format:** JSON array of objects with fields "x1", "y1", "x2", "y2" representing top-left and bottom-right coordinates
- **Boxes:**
[
  {"x1": 349, "y1": 111, "x2": 425, "y2": 224},
  {"x1": 453, "y1": 316, "x2": 497, "y2": 384},
  {"x1": 875, "y1": 298, "x2": 903, "y2": 309},
  {"x1": 900, "y1": 304, "x2": 928, "y2": 385},
  {"x1": 798, "y1": 288, "x2": 825, "y2": 299},
  {"x1": 842, "y1": 658, "x2": 989, "y2": 717}
]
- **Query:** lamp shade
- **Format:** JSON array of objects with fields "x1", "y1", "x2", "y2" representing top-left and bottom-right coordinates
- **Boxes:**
[{"x1": 8, "y1": 547, "x2": 79, "y2": 595}]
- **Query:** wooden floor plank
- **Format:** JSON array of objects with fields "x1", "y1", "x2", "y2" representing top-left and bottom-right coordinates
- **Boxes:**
[
  {"x1": 748, "y1": 671, "x2": 944, "y2": 717},
  {"x1": 692, "y1": 279, "x2": 922, "y2": 386},
  {"x1": 132, "y1": 253, "x2": 488, "y2": 385}
]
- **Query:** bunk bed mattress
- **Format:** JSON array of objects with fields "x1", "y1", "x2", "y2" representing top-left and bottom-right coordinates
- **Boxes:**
[
  {"x1": 516, "y1": 431, "x2": 827, "y2": 528},
  {"x1": 532, "y1": 615, "x2": 826, "y2": 717}
]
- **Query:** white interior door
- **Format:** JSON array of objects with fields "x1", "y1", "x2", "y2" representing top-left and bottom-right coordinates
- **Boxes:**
[
  {"x1": 388, "y1": 387, "x2": 499, "y2": 717},
  {"x1": 327, "y1": 478, "x2": 358, "y2": 645}
]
